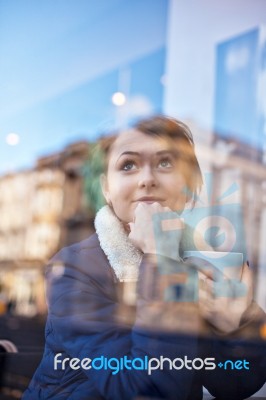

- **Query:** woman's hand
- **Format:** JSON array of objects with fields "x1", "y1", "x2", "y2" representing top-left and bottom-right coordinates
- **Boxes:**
[
  {"x1": 128, "y1": 202, "x2": 184, "y2": 260},
  {"x1": 199, "y1": 262, "x2": 253, "y2": 333}
]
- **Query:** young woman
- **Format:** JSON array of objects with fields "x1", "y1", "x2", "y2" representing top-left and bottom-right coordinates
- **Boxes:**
[{"x1": 23, "y1": 116, "x2": 265, "y2": 399}]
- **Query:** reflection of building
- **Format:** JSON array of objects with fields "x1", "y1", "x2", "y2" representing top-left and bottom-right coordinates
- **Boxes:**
[
  {"x1": 210, "y1": 135, "x2": 266, "y2": 310},
  {"x1": 213, "y1": 27, "x2": 266, "y2": 310},
  {"x1": 187, "y1": 117, "x2": 266, "y2": 309},
  {"x1": 0, "y1": 141, "x2": 94, "y2": 316},
  {"x1": 211, "y1": 136, "x2": 265, "y2": 262},
  {"x1": 184, "y1": 121, "x2": 266, "y2": 308}
]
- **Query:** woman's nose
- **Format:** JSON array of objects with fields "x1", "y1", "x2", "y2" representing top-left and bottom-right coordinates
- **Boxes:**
[{"x1": 138, "y1": 167, "x2": 157, "y2": 188}]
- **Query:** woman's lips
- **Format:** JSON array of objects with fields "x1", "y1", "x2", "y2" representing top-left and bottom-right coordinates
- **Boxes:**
[{"x1": 135, "y1": 197, "x2": 164, "y2": 204}]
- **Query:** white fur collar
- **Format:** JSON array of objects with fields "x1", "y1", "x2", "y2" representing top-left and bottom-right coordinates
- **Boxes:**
[{"x1": 94, "y1": 206, "x2": 142, "y2": 282}]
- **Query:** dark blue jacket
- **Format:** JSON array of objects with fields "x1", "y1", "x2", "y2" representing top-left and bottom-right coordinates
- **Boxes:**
[{"x1": 23, "y1": 233, "x2": 266, "y2": 399}]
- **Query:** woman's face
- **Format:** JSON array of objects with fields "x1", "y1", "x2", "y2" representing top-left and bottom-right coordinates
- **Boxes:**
[{"x1": 101, "y1": 129, "x2": 188, "y2": 223}]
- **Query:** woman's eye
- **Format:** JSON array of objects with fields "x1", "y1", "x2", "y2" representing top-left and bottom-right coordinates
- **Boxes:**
[
  {"x1": 159, "y1": 159, "x2": 172, "y2": 168},
  {"x1": 122, "y1": 161, "x2": 136, "y2": 171}
]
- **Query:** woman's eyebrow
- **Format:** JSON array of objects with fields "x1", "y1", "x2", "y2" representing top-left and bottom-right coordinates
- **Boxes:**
[
  {"x1": 119, "y1": 151, "x2": 140, "y2": 157},
  {"x1": 115, "y1": 151, "x2": 140, "y2": 165},
  {"x1": 117, "y1": 150, "x2": 179, "y2": 162},
  {"x1": 119, "y1": 150, "x2": 178, "y2": 157}
]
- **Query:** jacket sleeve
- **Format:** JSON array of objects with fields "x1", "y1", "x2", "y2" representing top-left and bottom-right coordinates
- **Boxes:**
[
  {"x1": 200, "y1": 302, "x2": 266, "y2": 400},
  {"x1": 46, "y1": 249, "x2": 199, "y2": 400}
]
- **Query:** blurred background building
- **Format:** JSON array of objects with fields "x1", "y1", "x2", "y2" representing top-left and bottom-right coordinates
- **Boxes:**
[
  {"x1": 0, "y1": 141, "x2": 94, "y2": 317},
  {"x1": 0, "y1": 0, "x2": 266, "y2": 397}
]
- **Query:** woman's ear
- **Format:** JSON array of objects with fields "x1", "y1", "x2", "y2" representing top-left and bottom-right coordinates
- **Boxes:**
[{"x1": 100, "y1": 174, "x2": 111, "y2": 205}]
